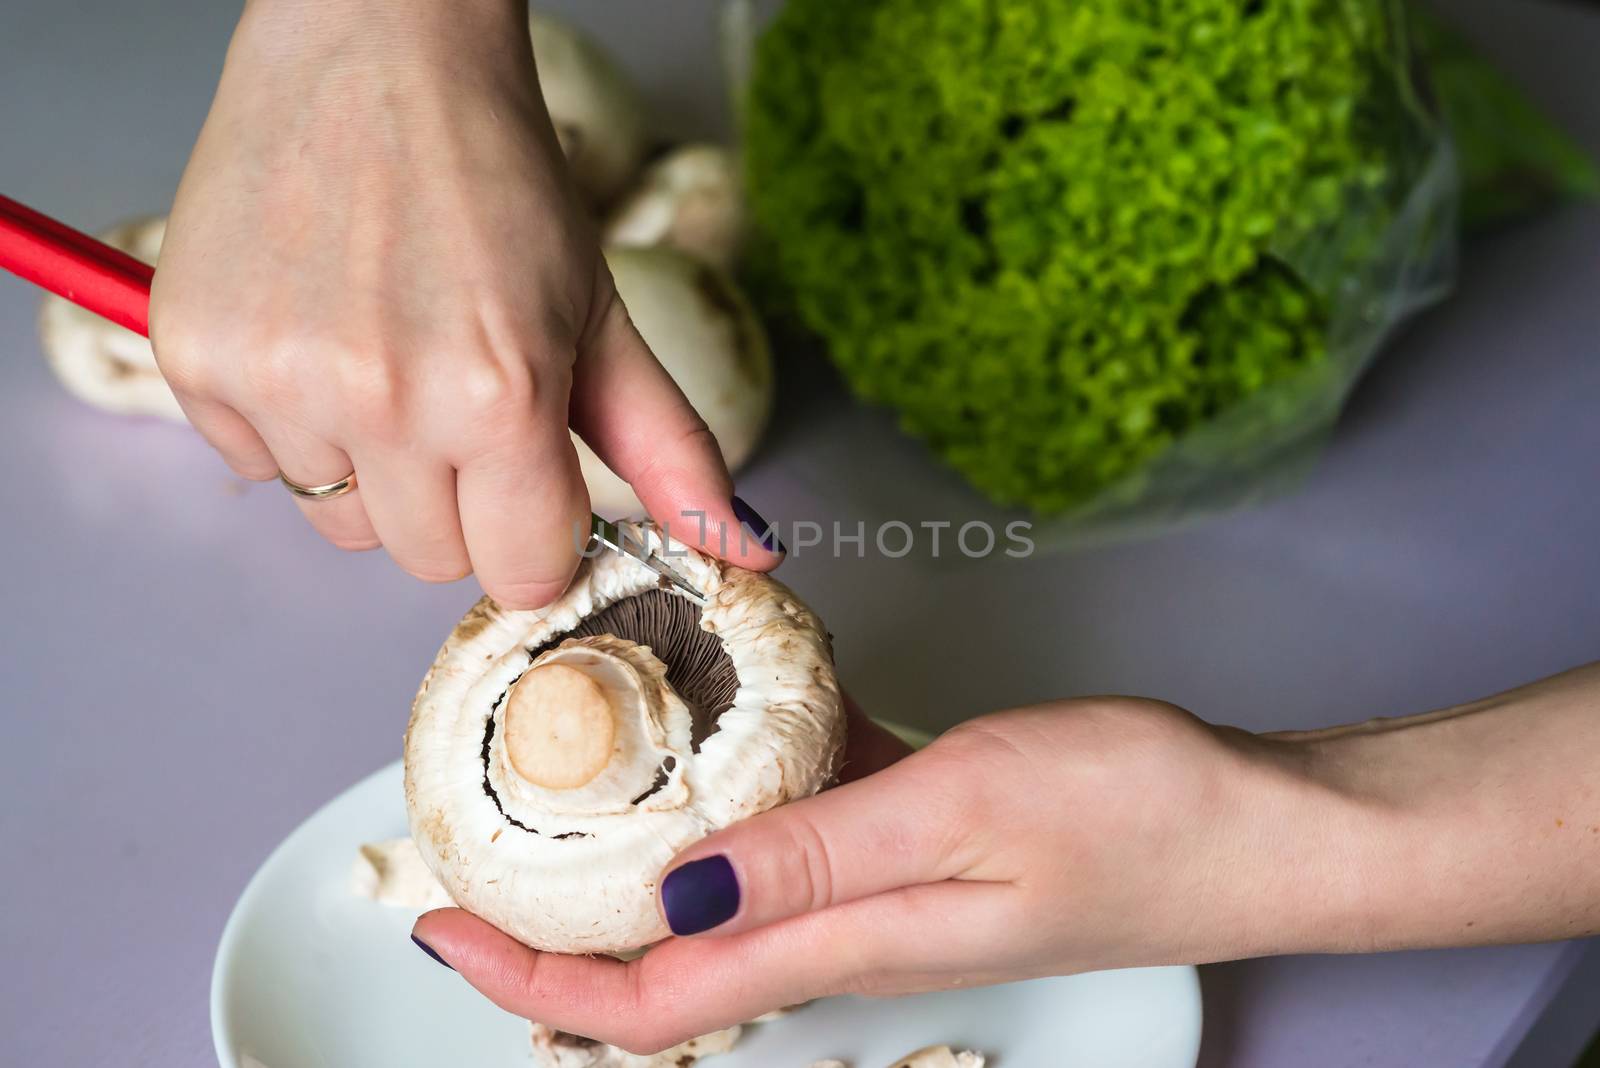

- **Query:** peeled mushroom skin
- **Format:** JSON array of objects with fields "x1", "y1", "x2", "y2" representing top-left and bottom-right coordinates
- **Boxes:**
[
  {"x1": 349, "y1": 837, "x2": 454, "y2": 911},
  {"x1": 529, "y1": 9, "x2": 650, "y2": 205},
  {"x1": 37, "y1": 215, "x2": 185, "y2": 422},
  {"x1": 603, "y1": 144, "x2": 746, "y2": 273},
  {"x1": 530, "y1": 1022, "x2": 741, "y2": 1068},
  {"x1": 886, "y1": 1048, "x2": 987, "y2": 1068},
  {"x1": 808, "y1": 1050, "x2": 988, "y2": 1068},
  {"x1": 582, "y1": 246, "x2": 773, "y2": 517},
  {"x1": 405, "y1": 521, "x2": 844, "y2": 954}
]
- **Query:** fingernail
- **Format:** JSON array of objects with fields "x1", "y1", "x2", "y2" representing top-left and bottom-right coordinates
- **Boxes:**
[
  {"x1": 411, "y1": 934, "x2": 453, "y2": 970},
  {"x1": 731, "y1": 495, "x2": 785, "y2": 554},
  {"x1": 661, "y1": 854, "x2": 741, "y2": 935}
]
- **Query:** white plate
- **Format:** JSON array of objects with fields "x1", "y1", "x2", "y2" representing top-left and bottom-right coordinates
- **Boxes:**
[{"x1": 212, "y1": 761, "x2": 1202, "y2": 1068}]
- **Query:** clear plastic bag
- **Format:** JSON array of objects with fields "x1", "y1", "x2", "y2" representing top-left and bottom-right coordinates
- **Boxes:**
[{"x1": 733, "y1": 0, "x2": 1465, "y2": 549}]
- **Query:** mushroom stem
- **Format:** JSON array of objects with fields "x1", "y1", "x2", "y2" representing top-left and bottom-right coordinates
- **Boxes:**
[{"x1": 504, "y1": 663, "x2": 618, "y2": 789}]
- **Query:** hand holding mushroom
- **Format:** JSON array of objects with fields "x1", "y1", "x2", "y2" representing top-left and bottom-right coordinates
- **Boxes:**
[
  {"x1": 140, "y1": 0, "x2": 775, "y2": 607},
  {"x1": 412, "y1": 663, "x2": 1600, "y2": 1056}
]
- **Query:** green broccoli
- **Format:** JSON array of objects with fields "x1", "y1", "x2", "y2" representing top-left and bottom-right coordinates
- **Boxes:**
[{"x1": 745, "y1": 0, "x2": 1440, "y2": 514}]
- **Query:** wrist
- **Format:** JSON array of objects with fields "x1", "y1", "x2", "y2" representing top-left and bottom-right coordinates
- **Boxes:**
[
  {"x1": 1190, "y1": 731, "x2": 1408, "y2": 960},
  {"x1": 241, "y1": 0, "x2": 523, "y2": 27},
  {"x1": 234, "y1": 0, "x2": 527, "y2": 68},
  {"x1": 1259, "y1": 708, "x2": 1509, "y2": 955},
  {"x1": 1282, "y1": 732, "x2": 1430, "y2": 954}
]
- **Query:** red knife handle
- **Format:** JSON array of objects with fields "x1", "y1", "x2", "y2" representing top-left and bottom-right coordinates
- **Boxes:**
[{"x1": 0, "y1": 193, "x2": 154, "y2": 337}]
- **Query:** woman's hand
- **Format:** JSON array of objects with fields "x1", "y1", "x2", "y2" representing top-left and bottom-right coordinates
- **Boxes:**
[
  {"x1": 151, "y1": 0, "x2": 778, "y2": 608},
  {"x1": 412, "y1": 663, "x2": 1600, "y2": 1054},
  {"x1": 411, "y1": 696, "x2": 1377, "y2": 1051}
]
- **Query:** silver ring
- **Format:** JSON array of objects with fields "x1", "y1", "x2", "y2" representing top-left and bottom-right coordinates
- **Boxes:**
[{"x1": 279, "y1": 470, "x2": 358, "y2": 501}]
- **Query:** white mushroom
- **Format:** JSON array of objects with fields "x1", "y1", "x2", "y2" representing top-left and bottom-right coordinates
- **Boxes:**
[
  {"x1": 603, "y1": 145, "x2": 746, "y2": 272},
  {"x1": 349, "y1": 837, "x2": 454, "y2": 910},
  {"x1": 405, "y1": 521, "x2": 843, "y2": 954},
  {"x1": 529, "y1": 10, "x2": 651, "y2": 205},
  {"x1": 581, "y1": 246, "x2": 773, "y2": 516},
  {"x1": 530, "y1": 1022, "x2": 741, "y2": 1068},
  {"x1": 37, "y1": 215, "x2": 184, "y2": 422}
]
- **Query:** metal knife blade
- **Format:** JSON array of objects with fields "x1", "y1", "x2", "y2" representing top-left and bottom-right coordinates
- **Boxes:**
[{"x1": 588, "y1": 514, "x2": 709, "y2": 606}]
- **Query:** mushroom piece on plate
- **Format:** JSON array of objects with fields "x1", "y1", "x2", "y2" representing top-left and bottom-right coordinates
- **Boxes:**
[
  {"x1": 529, "y1": 1022, "x2": 742, "y2": 1068},
  {"x1": 349, "y1": 837, "x2": 453, "y2": 910}
]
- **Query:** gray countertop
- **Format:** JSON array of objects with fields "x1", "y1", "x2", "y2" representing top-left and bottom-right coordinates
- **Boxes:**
[{"x1": 1, "y1": 1, "x2": 1596, "y2": 1065}]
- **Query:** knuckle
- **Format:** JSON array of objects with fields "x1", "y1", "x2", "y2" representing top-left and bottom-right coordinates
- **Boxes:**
[
  {"x1": 787, "y1": 814, "x2": 837, "y2": 914},
  {"x1": 240, "y1": 341, "x2": 302, "y2": 408},
  {"x1": 501, "y1": 945, "x2": 545, "y2": 1002},
  {"x1": 939, "y1": 699, "x2": 1206, "y2": 813},
  {"x1": 628, "y1": 423, "x2": 717, "y2": 492},
  {"x1": 304, "y1": 511, "x2": 381, "y2": 553},
  {"x1": 458, "y1": 359, "x2": 536, "y2": 418},
  {"x1": 609, "y1": 1022, "x2": 657, "y2": 1055},
  {"x1": 329, "y1": 345, "x2": 407, "y2": 435},
  {"x1": 631, "y1": 949, "x2": 688, "y2": 1016},
  {"x1": 1021, "y1": 697, "x2": 1196, "y2": 758},
  {"x1": 609, "y1": 1016, "x2": 689, "y2": 1058},
  {"x1": 909, "y1": 730, "x2": 1013, "y2": 836},
  {"x1": 607, "y1": 968, "x2": 672, "y2": 1054},
  {"x1": 839, "y1": 969, "x2": 888, "y2": 998},
  {"x1": 487, "y1": 573, "x2": 572, "y2": 610},
  {"x1": 330, "y1": 534, "x2": 383, "y2": 553},
  {"x1": 312, "y1": 519, "x2": 381, "y2": 553},
  {"x1": 226, "y1": 457, "x2": 280, "y2": 482},
  {"x1": 406, "y1": 558, "x2": 473, "y2": 584},
  {"x1": 149, "y1": 329, "x2": 213, "y2": 396},
  {"x1": 931, "y1": 717, "x2": 1025, "y2": 776},
  {"x1": 156, "y1": 353, "x2": 208, "y2": 397}
]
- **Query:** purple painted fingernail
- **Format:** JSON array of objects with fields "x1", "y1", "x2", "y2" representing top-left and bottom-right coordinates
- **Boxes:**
[
  {"x1": 661, "y1": 854, "x2": 741, "y2": 935},
  {"x1": 731, "y1": 495, "x2": 785, "y2": 554},
  {"x1": 412, "y1": 934, "x2": 453, "y2": 970}
]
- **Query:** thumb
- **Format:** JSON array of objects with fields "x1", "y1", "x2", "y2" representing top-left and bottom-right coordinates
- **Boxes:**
[{"x1": 656, "y1": 747, "x2": 970, "y2": 938}]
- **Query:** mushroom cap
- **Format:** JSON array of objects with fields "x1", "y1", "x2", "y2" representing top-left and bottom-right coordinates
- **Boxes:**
[
  {"x1": 603, "y1": 144, "x2": 746, "y2": 272},
  {"x1": 529, "y1": 10, "x2": 651, "y2": 205},
  {"x1": 37, "y1": 215, "x2": 185, "y2": 422},
  {"x1": 578, "y1": 247, "x2": 774, "y2": 516},
  {"x1": 404, "y1": 522, "x2": 843, "y2": 954}
]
